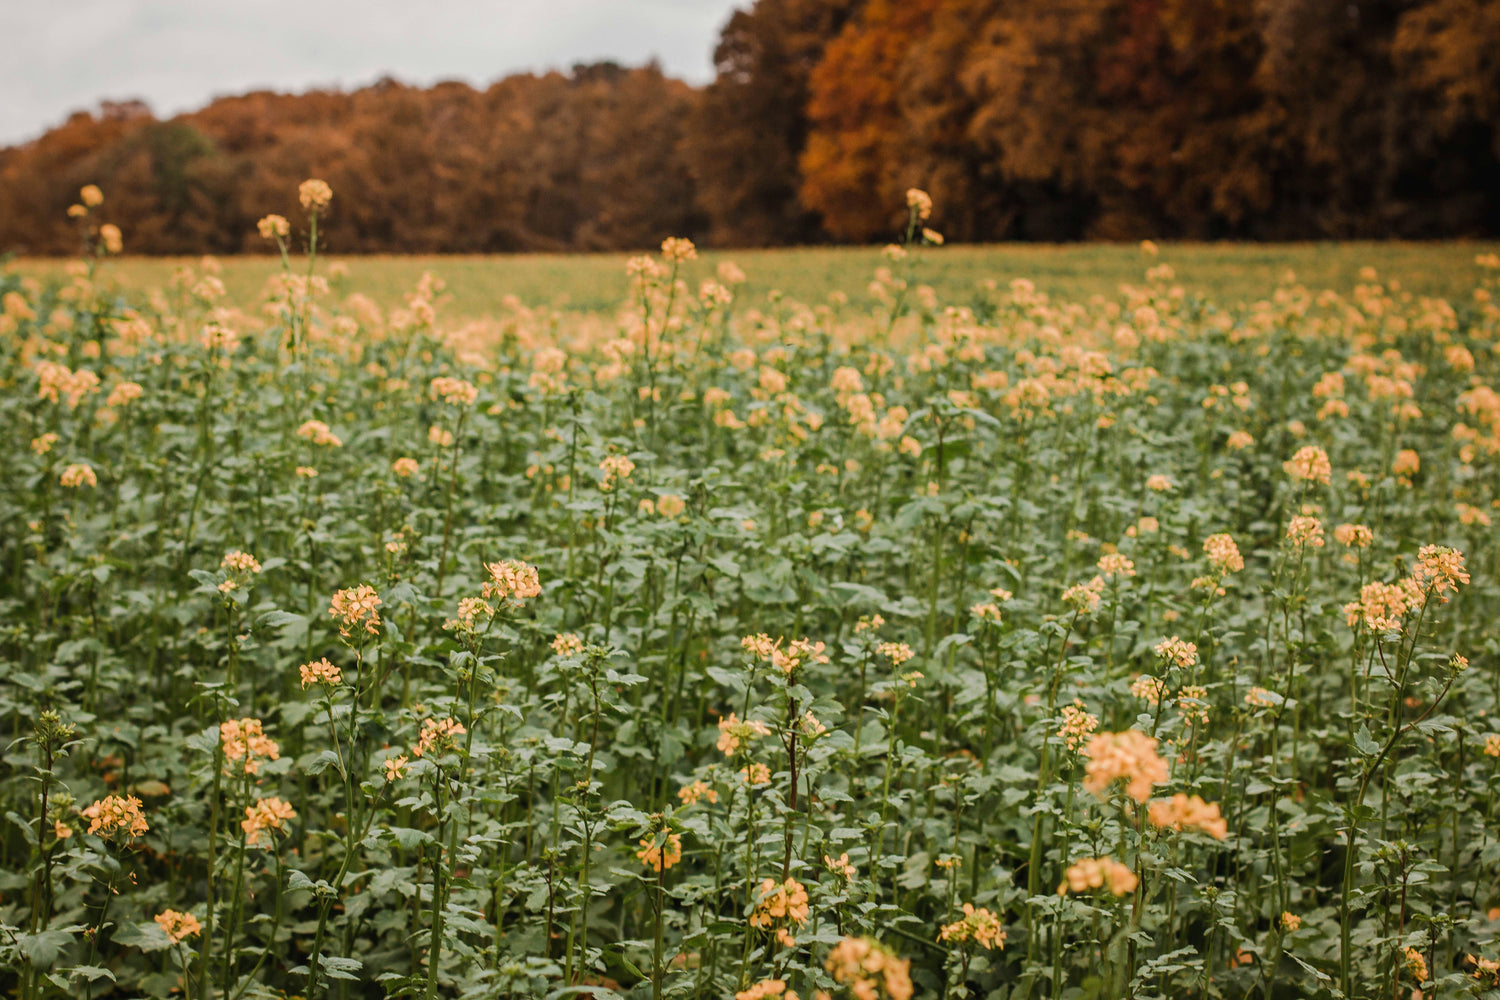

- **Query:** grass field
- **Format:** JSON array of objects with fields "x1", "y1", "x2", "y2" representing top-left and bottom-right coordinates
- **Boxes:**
[
  {"x1": 6, "y1": 191, "x2": 1500, "y2": 1000},
  {"x1": 11, "y1": 240, "x2": 1499, "y2": 317}
]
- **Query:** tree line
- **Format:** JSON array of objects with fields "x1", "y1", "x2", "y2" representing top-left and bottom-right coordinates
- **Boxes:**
[{"x1": 2, "y1": 0, "x2": 1497, "y2": 254}]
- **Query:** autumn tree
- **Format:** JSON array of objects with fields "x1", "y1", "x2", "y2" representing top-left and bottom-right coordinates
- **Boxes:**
[{"x1": 685, "y1": 0, "x2": 862, "y2": 246}]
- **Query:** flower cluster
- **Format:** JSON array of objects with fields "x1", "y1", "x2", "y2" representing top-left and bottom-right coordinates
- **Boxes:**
[
  {"x1": 1153, "y1": 635, "x2": 1198, "y2": 669},
  {"x1": 443, "y1": 597, "x2": 494, "y2": 634},
  {"x1": 1283, "y1": 445, "x2": 1332, "y2": 484},
  {"x1": 1130, "y1": 675, "x2": 1167, "y2": 705},
  {"x1": 716, "y1": 713, "x2": 772, "y2": 756},
  {"x1": 938, "y1": 903, "x2": 1006, "y2": 950},
  {"x1": 1334, "y1": 523, "x2": 1374, "y2": 548},
  {"x1": 330, "y1": 584, "x2": 382, "y2": 638},
  {"x1": 1148, "y1": 793, "x2": 1228, "y2": 839},
  {"x1": 1057, "y1": 700, "x2": 1099, "y2": 750},
  {"x1": 1285, "y1": 515, "x2": 1325, "y2": 549},
  {"x1": 1062, "y1": 575, "x2": 1107, "y2": 614},
  {"x1": 298, "y1": 178, "x2": 333, "y2": 212},
  {"x1": 296, "y1": 419, "x2": 343, "y2": 447},
  {"x1": 220, "y1": 550, "x2": 262, "y2": 576},
  {"x1": 599, "y1": 454, "x2": 636, "y2": 491},
  {"x1": 82, "y1": 794, "x2": 149, "y2": 839},
  {"x1": 735, "y1": 981, "x2": 800, "y2": 1000},
  {"x1": 1082, "y1": 730, "x2": 1169, "y2": 802},
  {"x1": 60, "y1": 463, "x2": 97, "y2": 488},
  {"x1": 1412, "y1": 544, "x2": 1469, "y2": 598},
  {"x1": 481, "y1": 559, "x2": 542, "y2": 605},
  {"x1": 220, "y1": 718, "x2": 280, "y2": 775},
  {"x1": 430, "y1": 376, "x2": 478, "y2": 406},
  {"x1": 636, "y1": 832, "x2": 683, "y2": 872},
  {"x1": 1058, "y1": 857, "x2": 1138, "y2": 896},
  {"x1": 678, "y1": 780, "x2": 718, "y2": 806},
  {"x1": 299, "y1": 658, "x2": 342, "y2": 688},
  {"x1": 825, "y1": 935, "x2": 913, "y2": 1000},
  {"x1": 1203, "y1": 533, "x2": 1244, "y2": 575},
  {"x1": 154, "y1": 909, "x2": 202, "y2": 943},
  {"x1": 749, "y1": 877, "x2": 810, "y2": 947},
  {"x1": 35, "y1": 360, "x2": 100, "y2": 408},
  {"x1": 241, "y1": 797, "x2": 296, "y2": 847},
  {"x1": 413, "y1": 716, "x2": 467, "y2": 758}
]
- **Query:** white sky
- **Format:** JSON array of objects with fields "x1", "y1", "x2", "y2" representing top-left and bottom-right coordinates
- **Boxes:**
[{"x1": 2, "y1": 0, "x2": 743, "y2": 145}]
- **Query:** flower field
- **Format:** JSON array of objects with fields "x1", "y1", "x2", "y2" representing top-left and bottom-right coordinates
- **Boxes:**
[{"x1": 3, "y1": 184, "x2": 1500, "y2": 1000}]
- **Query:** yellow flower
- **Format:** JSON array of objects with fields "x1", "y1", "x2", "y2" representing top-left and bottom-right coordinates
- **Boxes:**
[
  {"x1": 1283, "y1": 445, "x2": 1331, "y2": 485},
  {"x1": 80, "y1": 185, "x2": 104, "y2": 208},
  {"x1": 241, "y1": 797, "x2": 296, "y2": 847},
  {"x1": 1153, "y1": 636, "x2": 1198, "y2": 669},
  {"x1": 1082, "y1": 730, "x2": 1169, "y2": 802},
  {"x1": 257, "y1": 214, "x2": 290, "y2": 239},
  {"x1": 154, "y1": 909, "x2": 201, "y2": 943},
  {"x1": 1404, "y1": 947, "x2": 1428, "y2": 983},
  {"x1": 1334, "y1": 523, "x2": 1373, "y2": 548},
  {"x1": 716, "y1": 712, "x2": 771, "y2": 756},
  {"x1": 392, "y1": 457, "x2": 420, "y2": 478},
  {"x1": 221, "y1": 551, "x2": 261, "y2": 575},
  {"x1": 1411, "y1": 544, "x2": 1468, "y2": 598},
  {"x1": 905, "y1": 188, "x2": 933, "y2": 222},
  {"x1": 636, "y1": 832, "x2": 683, "y2": 872},
  {"x1": 824, "y1": 852, "x2": 856, "y2": 880},
  {"x1": 938, "y1": 903, "x2": 1006, "y2": 950},
  {"x1": 1392, "y1": 448, "x2": 1420, "y2": 478},
  {"x1": 106, "y1": 381, "x2": 143, "y2": 407},
  {"x1": 1057, "y1": 856, "x2": 1137, "y2": 896},
  {"x1": 551, "y1": 633, "x2": 584, "y2": 656},
  {"x1": 1343, "y1": 580, "x2": 1416, "y2": 632},
  {"x1": 1057, "y1": 700, "x2": 1098, "y2": 751},
  {"x1": 826, "y1": 936, "x2": 912, "y2": 1000},
  {"x1": 1285, "y1": 515, "x2": 1325, "y2": 549},
  {"x1": 220, "y1": 718, "x2": 280, "y2": 775},
  {"x1": 298, "y1": 658, "x2": 342, "y2": 688},
  {"x1": 1281, "y1": 912, "x2": 1301, "y2": 932},
  {"x1": 750, "y1": 877, "x2": 810, "y2": 946},
  {"x1": 430, "y1": 376, "x2": 478, "y2": 406},
  {"x1": 1061, "y1": 576, "x2": 1106, "y2": 614},
  {"x1": 736, "y1": 981, "x2": 797, "y2": 1000},
  {"x1": 739, "y1": 762, "x2": 771, "y2": 785},
  {"x1": 1130, "y1": 676, "x2": 1167, "y2": 705},
  {"x1": 299, "y1": 179, "x2": 333, "y2": 212},
  {"x1": 678, "y1": 780, "x2": 718, "y2": 806},
  {"x1": 82, "y1": 794, "x2": 148, "y2": 839},
  {"x1": 1148, "y1": 793, "x2": 1228, "y2": 839},
  {"x1": 660, "y1": 237, "x2": 697, "y2": 263},
  {"x1": 296, "y1": 419, "x2": 342, "y2": 447},
  {"x1": 329, "y1": 584, "x2": 382, "y2": 638},
  {"x1": 481, "y1": 559, "x2": 541, "y2": 605},
  {"x1": 1203, "y1": 533, "x2": 1243, "y2": 574},
  {"x1": 60, "y1": 463, "x2": 97, "y2": 488},
  {"x1": 99, "y1": 224, "x2": 123, "y2": 254},
  {"x1": 412, "y1": 716, "x2": 466, "y2": 758},
  {"x1": 599, "y1": 454, "x2": 636, "y2": 491}
]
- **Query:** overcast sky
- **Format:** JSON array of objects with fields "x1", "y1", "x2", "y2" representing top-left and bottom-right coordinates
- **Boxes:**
[{"x1": 3, "y1": 0, "x2": 743, "y2": 145}]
